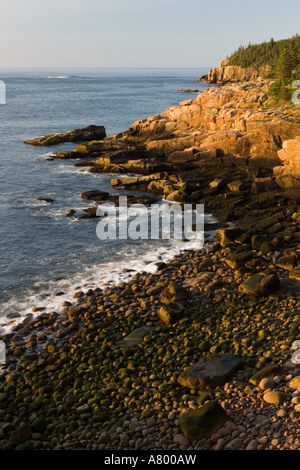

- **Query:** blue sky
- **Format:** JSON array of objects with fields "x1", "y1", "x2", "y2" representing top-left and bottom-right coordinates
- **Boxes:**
[{"x1": 0, "y1": 0, "x2": 299, "y2": 68}]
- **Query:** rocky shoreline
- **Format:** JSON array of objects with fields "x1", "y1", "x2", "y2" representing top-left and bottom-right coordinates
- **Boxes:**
[{"x1": 0, "y1": 78, "x2": 299, "y2": 451}]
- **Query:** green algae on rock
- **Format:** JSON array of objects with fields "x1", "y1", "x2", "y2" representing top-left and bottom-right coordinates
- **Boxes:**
[{"x1": 179, "y1": 401, "x2": 227, "y2": 441}]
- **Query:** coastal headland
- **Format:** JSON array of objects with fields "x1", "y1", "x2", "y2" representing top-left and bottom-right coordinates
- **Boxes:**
[{"x1": 0, "y1": 60, "x2": 299, "y2": 451}]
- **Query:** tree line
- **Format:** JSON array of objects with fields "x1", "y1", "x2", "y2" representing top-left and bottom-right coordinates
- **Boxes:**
[{"x1": 227, "y1": 35, "x2": 300, "y2": 103}]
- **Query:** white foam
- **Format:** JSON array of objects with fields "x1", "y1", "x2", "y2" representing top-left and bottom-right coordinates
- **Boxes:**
[
  {"x1": 0, "y1": 213, "x2": 217, "y2": 334},
  {"x1": 46, "y1": 76, "x2": 69, "y2": 79}
]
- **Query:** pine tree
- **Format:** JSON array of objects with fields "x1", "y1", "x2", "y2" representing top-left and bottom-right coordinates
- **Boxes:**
[{"x1": 277, "y1": 46, "x2": 294, "y2": 82}]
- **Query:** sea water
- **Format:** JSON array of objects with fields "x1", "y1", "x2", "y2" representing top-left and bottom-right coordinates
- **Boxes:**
[{"x1": 0, "y1": 68, "x2": 215, "y2": 332}]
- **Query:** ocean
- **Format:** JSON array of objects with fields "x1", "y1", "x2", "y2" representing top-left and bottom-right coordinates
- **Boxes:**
[{"x1": 0, "y1": 68, "x2": 214, "y2": 333}]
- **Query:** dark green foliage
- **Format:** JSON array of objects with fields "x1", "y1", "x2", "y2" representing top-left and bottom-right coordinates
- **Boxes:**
[{"x1": 227, "y1": 35, "x2": 300, "y2": 103}]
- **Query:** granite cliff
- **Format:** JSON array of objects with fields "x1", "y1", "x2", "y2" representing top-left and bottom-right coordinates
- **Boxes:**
[
  {"x1": 198, "y1": 59, "x2": 268, "y2": 85},
  {"x1": 116, "y1": 80, "x2": 300, "y2": 170}
]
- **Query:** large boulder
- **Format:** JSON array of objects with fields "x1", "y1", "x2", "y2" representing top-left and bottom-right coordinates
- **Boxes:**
[
  {"x1": 159, "y1": 302, "x2": 185, "y2": 325},
  {"x1": 179, "y1": 401, "x2": 227, "y2": 441},
  {"x1": 178, "y1": 354, "x2": 243, "y2": 389},
  {"x1": 160, "y1": 282, "x2": 189, "y2": 304},
  {"x1": 81, "y1": 190, "x2": 109, "y2": 201},
  {"x1": 215, "y1": 227, "x2": 244, "y2": 247},
  {"x1": 239, "y1": 273, "x2": 280, "y2": 297}
]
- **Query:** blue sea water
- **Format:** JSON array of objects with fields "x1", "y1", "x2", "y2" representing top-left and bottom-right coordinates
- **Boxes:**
[{"x1": 0, "y1": 68, "x2": 212, "y2": 331}]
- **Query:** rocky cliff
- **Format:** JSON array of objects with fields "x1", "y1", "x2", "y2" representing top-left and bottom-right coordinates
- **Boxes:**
[
  {"x1": 273, "y1": 137, "x2": 300, "y2": 188},
  {"x1": 117, "y1": 81, "x2": 300, "y2": 168},
  {"x1": 198, "y1": 59, "x2": 268, "y2": 84}
]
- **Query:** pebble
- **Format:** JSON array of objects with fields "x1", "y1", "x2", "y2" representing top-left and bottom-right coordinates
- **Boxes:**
[
  {"x1": 277, "y1": 409, "x2": 287, "y2": 418},
  {"x1": 259, "y1": 378, "x2": 275, "y2": 390},
  {"x1": 225, "y1": 438, "x2": 242, "y2": 450},
  {"x1": 173, "y1": 434, "x2": 190, "y2": 447},
  {"x1": 257, "y1": 436, "x2": 268, "y2": 445}
]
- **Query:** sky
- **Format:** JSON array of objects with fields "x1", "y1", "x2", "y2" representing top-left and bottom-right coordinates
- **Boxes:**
[{"x1": 0, "y1": 0, "x2": 299, "y2": 68}]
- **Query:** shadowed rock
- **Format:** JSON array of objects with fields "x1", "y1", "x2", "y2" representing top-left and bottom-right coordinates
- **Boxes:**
[
  {"x1": 179, "y1": 401, "x2": 227, "y2": 441},
  {"x1": 239, "y1": 273, "x2": 280, "y2": 297},
  {"x1": 178, "y1": 354, "x2": 243, "y2": 389}
]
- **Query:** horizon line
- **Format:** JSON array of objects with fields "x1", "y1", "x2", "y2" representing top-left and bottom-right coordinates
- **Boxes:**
[{"x1": 0, "y1": 66, "x2": 212, "y2": 70}]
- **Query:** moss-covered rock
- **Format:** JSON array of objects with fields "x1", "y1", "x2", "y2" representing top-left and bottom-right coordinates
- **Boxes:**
[
  {"x1": 249, "y1": 364, "x2": 285, "y2": 385},
  {"x1": 179, "y1": 401, "x2": 227, "y2": 441}
]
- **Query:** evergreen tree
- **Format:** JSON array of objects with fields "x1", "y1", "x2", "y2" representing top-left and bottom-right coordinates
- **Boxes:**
[{"x1": 277, "y1": 46, "x2": 294, "y2": 81}]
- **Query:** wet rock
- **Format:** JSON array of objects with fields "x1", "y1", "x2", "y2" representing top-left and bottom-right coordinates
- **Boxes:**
[
  {"x1": 166, "y1": 190, "x2": 189, "y2": 202},
  {"x1": 25, "y1": 125, "x2": 106, "y2": 146},
  {"x1": 178, "y1": 354, "x2": 243, "y2": 389},
  {"x1": 179, "y1": 401, "x2": 227, "y2": 441},
  {"x1": 81, "y1": 190, "x2": 109, "y2": 201},
  {"x1": 177, "y1": 89, "x2": 199, "y2": 93},
  {"x1": 37, "y1": 197, "x2": 54, "y2": 203}
]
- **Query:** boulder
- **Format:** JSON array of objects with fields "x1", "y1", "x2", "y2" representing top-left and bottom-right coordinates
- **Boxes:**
[
  {"x1": 251, "y1": 177, "x2": 278, "y2": 193},
  {"x1": 114, "y1": 326, "x2": 154, "y2": 348},
  {"x1": 167, "y1": 148, "x2": 197, "y2": 164},
  {"x1": 179, "y1": 401, "x2": 227, "y2": 441},
  {"x1": 166, "y1": 190, "x2": 189, "y2": 202},
  {"x1": 215, "y1": 227, "x2": 244, "y2": 247},
  {"x1": 159, "y1": 302, "x2": 185, "y2": 325},
  {"x1": 160, "y1": 282, "x2": 189, "y2": 304},
  {"x1": 178, "y1": 354, "x2": 243, "y2": 389},
  {"x1": 81, "y1": 190, "x2": 109, "y2": 201},
  {"x1": 37, "y1": 197, "x2": 54, "y2": 203},
  {"x1": 276, "y1": 253, "x2": 298, "y2": 271},
  {"x1": 239, "y1": 273, "x2": 280, "y2": 297},
  {"x1": 222, "y1": 251, "x2": 252, "y2": 269},
  {"x1": 227, "y1": 180, "x2": 246, "y2": 192}
]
